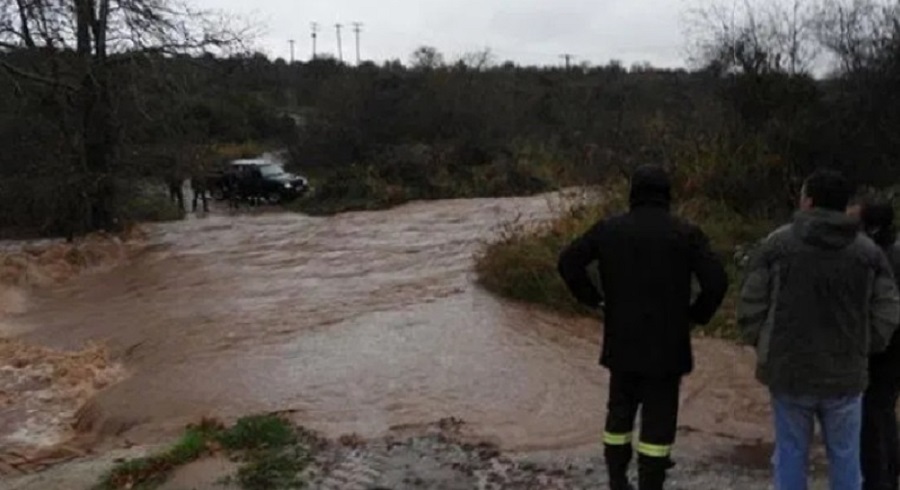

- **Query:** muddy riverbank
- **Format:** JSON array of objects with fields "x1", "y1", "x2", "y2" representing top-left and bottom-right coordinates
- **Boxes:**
[{"x1": 4, "y1": 418, "x2": 793, "y2": 490}]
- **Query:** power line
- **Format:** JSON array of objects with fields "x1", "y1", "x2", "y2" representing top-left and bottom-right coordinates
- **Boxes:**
[
  {"x1": 335, "y1": 23, "x2": 344, "y2": 63},
  {"x1": 310, "y1": 22, "x2": 319, "y2": 60},
  {"x1": 352, "y1": 22, "x2": 364, "y2": 65},
  {"x1": 560, "y1": 53, "x2": 576, "y2": 70}
]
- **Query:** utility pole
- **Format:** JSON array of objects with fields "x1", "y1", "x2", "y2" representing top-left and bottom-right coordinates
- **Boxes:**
[
  {"x1": 335, "y1": 23, "x2": 344, "y2": 63},
  {"x1": 288, "y1": 39, "x2": 295, "y2": 63},
  {"x1": 352, "y1": 22, "x2": 364, "y2": 65},
  {"x1": 560, "y1": 53, "x2": 575, "y2": 70},
  {"x1": 310, "y1": 22, "x2": 319, "y2": 60}
]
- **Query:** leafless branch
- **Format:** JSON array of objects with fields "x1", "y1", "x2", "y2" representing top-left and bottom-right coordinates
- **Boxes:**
[
  {"x1": 13, "y1": 0, "x2": 35, "y2": 48},
  {"x1": 2, "y1": 0, "x2": 254, "y2": 55},
  {"x1": 812, "y1": 0, "x2": 899, "y2": 73},
  {"x1": 684, "y1": 0, "x2": 824, "y2": 75}
]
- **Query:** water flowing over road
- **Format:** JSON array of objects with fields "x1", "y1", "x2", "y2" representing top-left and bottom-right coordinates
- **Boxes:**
[{"x1": 4, "y1": 194, "x2": 771, "y2": 461}]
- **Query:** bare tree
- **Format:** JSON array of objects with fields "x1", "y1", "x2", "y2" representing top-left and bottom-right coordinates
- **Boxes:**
[
  {"x1": 812, "y1": 0, "x2": 899, "y2": 72},
  {"x1": 458, "y1": 48, "x2": 495, "y2": 71},
  {"x1": 772, "y1": 0, "x2": 820, "y2": 74},
  {"x1": 685, "y1": 0, "x2": 819, "y2": 75},
  {"x1": 410, "y1": 46, "x2": 444, "y2": 70},
  {"x1": 0, "y1": 0, "x2": 250, "y2": 235}
]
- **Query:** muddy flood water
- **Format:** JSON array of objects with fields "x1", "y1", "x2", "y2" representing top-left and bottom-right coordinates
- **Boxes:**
[{"x1": 0, "y1": 194, "x2": 773, "y2": 464}]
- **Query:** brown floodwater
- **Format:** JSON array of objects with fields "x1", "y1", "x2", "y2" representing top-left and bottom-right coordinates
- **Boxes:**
[{"x1": 2, "y1": 194, "x2": 772, "y2": 457}]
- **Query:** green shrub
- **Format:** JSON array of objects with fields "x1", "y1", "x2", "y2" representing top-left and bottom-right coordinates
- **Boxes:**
[
  {"x1": 476, "y1": 183, "x2": 774, "y2": 339},
  {"x1": 476, "y1": 186, "x2": 623, "y2": 315},
  {"x1": 218, "y1": 414, "x2": 297, "y2": 452},
  {"x1": 290, "y1": 145, "x2": 563, "y2": 216}
]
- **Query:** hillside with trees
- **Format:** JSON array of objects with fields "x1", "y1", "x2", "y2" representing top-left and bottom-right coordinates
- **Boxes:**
[{"x1": 1, "y1": 0, "x2": 898, "y2": 236}]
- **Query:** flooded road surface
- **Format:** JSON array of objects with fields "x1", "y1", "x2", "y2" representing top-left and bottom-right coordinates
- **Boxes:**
[{"x1": 7, "y1": 195, "x2": 771, "y2": 456}]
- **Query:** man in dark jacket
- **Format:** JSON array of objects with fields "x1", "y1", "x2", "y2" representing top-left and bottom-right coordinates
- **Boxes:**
[
  {"x1": 558, "y1": 165, "x2": 728, "y2": 490},
  {"x1": 855, "y1": 201, "x2": 900, "y2": 490},
  {"x1": 738, "y1": 170, "x2": 900, "y2": 490}
]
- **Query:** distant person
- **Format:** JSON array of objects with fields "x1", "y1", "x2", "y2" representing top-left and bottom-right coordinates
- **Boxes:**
[
  {"x1": 190, "y1": 174, "x2": 209, "y2": 213},
  {"x1": 558, "y1": 165, "x2": 728, "y2": 490},
  {"x1": 858, "y1": 201, "x2": 900, "y2": 490},
  {"x1": 222, "y1": 170, "x2": 241, "y2": 210},
  {"x1": 166, "y1": 175, "x2": 185, "y2": 212},
  {"x1": 738, "y1": 170, "x2": 900, "y2": 490}
]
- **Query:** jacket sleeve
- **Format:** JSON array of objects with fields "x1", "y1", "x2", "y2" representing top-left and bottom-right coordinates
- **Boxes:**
[
  {"x1": 557, "y1": 222, "x2": 604, "y2": 308},
  {"x1": 737, "y1": 242, "x2": 772, "y2": 346},
  {"x1": 688, "y1": 227, "x2": 728, "y2": 326},
  {"x1": 869, "y1": 251, "x2": 900, "y2": 354}
]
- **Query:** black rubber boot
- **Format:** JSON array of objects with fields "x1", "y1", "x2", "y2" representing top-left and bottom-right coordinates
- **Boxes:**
[
  {"x1": 605, "y1": 444, "x2": 635, "y2": 490},
  {"x1": 638, "y1": 455, "x2": 673, "y2": 490}
]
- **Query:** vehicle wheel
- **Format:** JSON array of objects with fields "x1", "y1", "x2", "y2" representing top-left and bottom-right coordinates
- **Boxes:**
[
  {"x1": 211, "y1": 187, "x2": 226, "y2": 201},
  {"x1": 267, "y1": 192, "x2": 282, "y2": 205}
]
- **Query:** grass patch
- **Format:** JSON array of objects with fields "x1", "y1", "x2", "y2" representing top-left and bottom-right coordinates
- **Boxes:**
[
  {"x1": 218, "y1": 414, "x2": 298, "y2": 451},
  {"x1": 476, "y1": 187, "x2": 622, "y2": 316},
  {"x1": 219, "y1": 416, "x2": 317, "y2": 490},
  {"x1": 475, "y1": 182, "x2": 775, "y2": 339},
  {"x1": 97, "y1": 423, "x2": 219, "y2": 490},
  {"x1": 96, "y1": 414, "x2": 320, "y2": 490}
]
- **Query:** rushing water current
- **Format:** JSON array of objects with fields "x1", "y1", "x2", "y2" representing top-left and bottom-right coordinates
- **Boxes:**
[{"x1": 2, "y1": 195, "x2": 771, "y2": 459}]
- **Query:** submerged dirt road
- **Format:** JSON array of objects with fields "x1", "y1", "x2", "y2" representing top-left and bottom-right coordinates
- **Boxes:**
[{"x1": 2, "y1": 194, "x2": 771, "y2": 463}]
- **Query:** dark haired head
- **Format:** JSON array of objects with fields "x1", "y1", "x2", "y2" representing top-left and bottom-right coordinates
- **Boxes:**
[
  {"x1": 629, "y1": 165, "x2": 671, "y2": 208},
  {"x1": 801, "y1": 169, "x2": 852, "y2": 212},
  {"x1": 861, "y1": 201, "x2": 897, "y2": 248}
]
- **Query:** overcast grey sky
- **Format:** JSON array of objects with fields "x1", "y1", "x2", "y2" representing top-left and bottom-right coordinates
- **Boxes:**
[{"x1": 196, "y1": 0, "x2": 692, "y2": 68}]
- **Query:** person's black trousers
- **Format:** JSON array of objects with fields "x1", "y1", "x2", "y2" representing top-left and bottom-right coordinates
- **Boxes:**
[
  {"x1": 604, "y1": 371, "x2": 681, "y2": 490},
  {"x1": 862, "y1": 377, "x2": 900, "y2": 490}
]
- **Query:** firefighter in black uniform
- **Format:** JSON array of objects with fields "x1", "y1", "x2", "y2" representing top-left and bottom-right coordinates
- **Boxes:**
[{"x1": 558, "y1": 165, "x2": 728, "y2": 490}]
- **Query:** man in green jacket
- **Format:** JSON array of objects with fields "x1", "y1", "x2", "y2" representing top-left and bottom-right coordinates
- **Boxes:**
[{"x1": 738, "y1": 169, "x2": 900, "y2": 490}]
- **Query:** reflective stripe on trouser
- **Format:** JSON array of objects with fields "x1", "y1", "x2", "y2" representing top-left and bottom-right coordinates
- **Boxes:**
[
  {"x1": 603, "y1": 431, "x2": 633, "y2": 446},
  {"x1": 605, "y1": 371, "x2": 682, "y2": 456},
  {"x1": 637, "y1": 442, "x2": 672, "y2": 458}
]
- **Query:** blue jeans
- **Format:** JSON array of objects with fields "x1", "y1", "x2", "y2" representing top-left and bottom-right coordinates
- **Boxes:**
[{"x1": 771, "y1": 393, "x2": 863, "y2": 490}]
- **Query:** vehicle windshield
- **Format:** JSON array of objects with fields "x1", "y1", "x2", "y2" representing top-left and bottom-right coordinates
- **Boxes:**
[{"x1": 258, "y1": 164, "x2": 286, "y2": 177}]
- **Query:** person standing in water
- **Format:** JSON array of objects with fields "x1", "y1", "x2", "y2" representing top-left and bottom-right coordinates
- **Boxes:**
[{"x1": 558, "y1": 165, "x2": 728, "y2": 490}]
